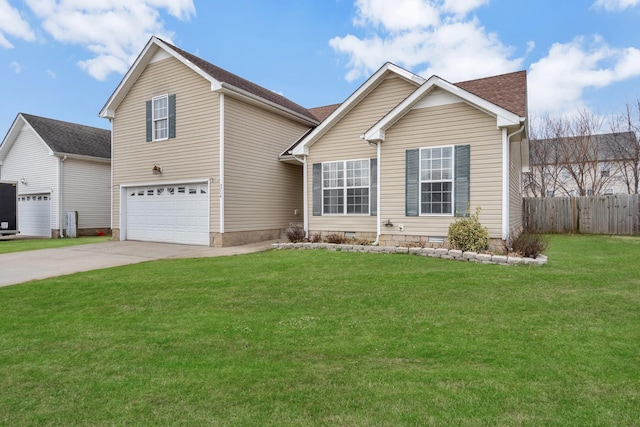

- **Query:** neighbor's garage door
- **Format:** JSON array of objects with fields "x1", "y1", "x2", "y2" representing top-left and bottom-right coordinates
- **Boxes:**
[
  {"x1": 18, "y1": 194, "x2": 51, "y2": 237},
  {"x1": 125, "y1": 183, "x2": 209, "y2": 245}
]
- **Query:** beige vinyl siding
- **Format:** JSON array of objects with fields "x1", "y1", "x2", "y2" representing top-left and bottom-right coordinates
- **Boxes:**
[
  {"x1": 111, "y1": 56, "x2": 220, "y2": 230},
  {"x1": 509, "y1": 139, "x2": 523, "y2": 231},
  {"x1": 2, "y1": 124, "x2": 59, "y2": 228},
  {"x1": 381, "y1": 101, "x2": 504, "y2": 238},
  {"x1": 62, "y1": 158, "x2": 111, "y2": 229},
  {"x1": 308, "y1": 76, "x2": 417, "y2": 232},
  {"x1": 224, "y1": 96, "x2": 309, "y2": 232}
]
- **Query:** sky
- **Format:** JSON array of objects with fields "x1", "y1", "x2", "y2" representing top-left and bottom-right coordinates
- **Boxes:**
[{"x1": 1, "y1": 0, "x2": 640, "y2": 135}]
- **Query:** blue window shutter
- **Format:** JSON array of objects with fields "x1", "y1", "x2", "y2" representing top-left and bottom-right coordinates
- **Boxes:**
[
  {"x1": 454, "y1": 144, "x2": 470, "y2": 217},
  {"x1": 145, "y1": 100, "x2": 152, "y2": 142},
  {"x1": 312, "y1": 163, "x2": 322, "y2": 216},
  {"x1": 370, "y1": 158, "x2": 377, "y2": 216},
  {"x1": 406, "y1": 149, "x2": 419, "y2": 216},
  {"x1": 168, "y1": 94, "x2": 176, "y2": 139}
]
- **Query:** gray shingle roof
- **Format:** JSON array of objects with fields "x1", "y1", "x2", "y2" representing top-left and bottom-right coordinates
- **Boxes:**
[
  {"x1": 160, "y1": 39, "x2": 318, "y2": 123},
  {"x1": 21, "y1": 114, "x2": 111, "y2": 159}
]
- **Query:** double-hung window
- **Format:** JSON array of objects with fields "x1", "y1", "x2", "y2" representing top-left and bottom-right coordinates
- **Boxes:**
[
  {"x1": 322, "y1": 159, "x2": 370, "y2": 214},
  {"x1": 152, "y1": 95, "x2": 169, "y2": 140},
  {"x1": 420, "y1": 146, "x2": 453, "y2": 214},
  {"x1": 146, "y1": 94, "x2": 176, "y2": 142},
  {"x1": 406, "y1": 144, "x2": 469, "y2": 217}
]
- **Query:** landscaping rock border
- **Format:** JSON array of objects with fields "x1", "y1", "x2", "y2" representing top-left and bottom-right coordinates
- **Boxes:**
[{"x1": 271, "y1": 242, "x2": 547, "y2": 266}]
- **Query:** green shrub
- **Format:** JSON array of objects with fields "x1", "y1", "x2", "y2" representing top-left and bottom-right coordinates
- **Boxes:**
[
  {"x1": 447, "y1": 207, "x2": 490, "y2": 252},
  {"x1": 506, "y1": 229, "x2": 548, "y2": 258}
]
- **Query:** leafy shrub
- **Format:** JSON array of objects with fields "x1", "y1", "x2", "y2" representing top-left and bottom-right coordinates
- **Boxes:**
[
  {"x1": 285, "y1": 224, "x2": 306, "y2": 243},
  {"x1": 325, "y1": 233, "x2": 347, "y2": 244},
  {"x1": 506, "y1": 229, "x2": 548, "y2": 258},
  {"x1": 447, "y1": 207, "x2": 490, "y2": 252}
]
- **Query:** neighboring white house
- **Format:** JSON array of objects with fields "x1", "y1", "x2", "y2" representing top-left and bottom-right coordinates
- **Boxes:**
[
  {"x1": 525, "y1": 132, "x2": 639, "y2": 197},
  {"x1": 0, "y1": 113, "x2": 111, "y2": 237}
]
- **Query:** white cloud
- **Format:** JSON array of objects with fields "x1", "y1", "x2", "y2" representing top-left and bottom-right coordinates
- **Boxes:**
[
  {"x1": 10, "y1": 61, "x2": 23, "y2": 74},
  {"x1": 23, "y1": 0, "x2": 196, "y2": 80},
  {"x1": 0, "y1": 0, "x2": 36, "y2": 48},
  {"x1": 47, "y1": 69, "x2": 56, "y2": 78},
  {"x1": 528, "y1": 36, "x2": 640, "y2": 114},
  {"x1": 330, "y1": 0, "x2": 521, "y2": 82},
  {"x1": 592, "y1": 0, "x2": 640, "y2": 11},
  {"x1": 353, "y1": 0, "x2": 441, "y2": 31}
]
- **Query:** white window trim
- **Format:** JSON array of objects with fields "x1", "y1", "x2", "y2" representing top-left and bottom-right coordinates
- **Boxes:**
[
  {"x1": 322, "y1": 159, "x2": 370, "y2": 215},
  {"x1": 152, "y1": 94, "x2": 169, "y2": 142},
  {"x1": 419, "y1": 145, "x2": 455, "y2": 217}
]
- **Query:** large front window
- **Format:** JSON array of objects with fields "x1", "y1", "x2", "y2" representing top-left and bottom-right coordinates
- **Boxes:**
[
  {"x1": 152, "y1": 95, "x2": 169, "y2": 140},
  {"x1": 323, "y1": 160, "x2": 369, "y2": 214},
  {"x1": 420, "y1": 146, "x2": 453, "y2": 214}
]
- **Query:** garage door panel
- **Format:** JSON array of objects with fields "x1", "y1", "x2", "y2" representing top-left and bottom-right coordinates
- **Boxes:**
[
  {"x1": 125, "y1": 183, "x2": 209, "y2": 245},
  {"x1": 18, "y1": 194, "x2": 51, "y2": 237}
]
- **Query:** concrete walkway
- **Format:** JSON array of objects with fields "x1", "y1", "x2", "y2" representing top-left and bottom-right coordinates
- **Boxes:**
[{"x1": 0, "y1": 240, "x2": 279, "y2": 287}]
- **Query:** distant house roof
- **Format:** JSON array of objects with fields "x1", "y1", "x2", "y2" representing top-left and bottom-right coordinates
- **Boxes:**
[
  {"x1": 308, "y1": 104, "x2": 342, "y2": 122},
  {"x1": 530, "y1": 131, "x2": 638, "y2": 164},
  {"x1": 0, "y1": 113, "x2": 111, "y2": 160},
  {"x1": 100, "y1": 37, "x2": 318, "y2": 125},
  {"x1": 455, "y1": 70, "x2": 527, "y2": 118}
]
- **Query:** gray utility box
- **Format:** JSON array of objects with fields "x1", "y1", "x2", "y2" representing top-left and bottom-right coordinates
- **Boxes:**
[{"x1": 0, "y1": 181, "x2": 18, "y2": 236}]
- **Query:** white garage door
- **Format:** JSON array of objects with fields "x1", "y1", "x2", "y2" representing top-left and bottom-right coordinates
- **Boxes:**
[
  {"x1": 18, "y1": 194, "x2": 51, "y2": 237},
  {"x1": 125, "y1": 183, "x2": 209, "y2": 245}
]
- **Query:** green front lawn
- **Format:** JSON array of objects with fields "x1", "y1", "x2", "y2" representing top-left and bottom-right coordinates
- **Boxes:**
[
  {"x1": 0, "y1": 236, "x2": 110, "y2": 254},
  {"x1": 0, "y1": 235, "x2": 638, "y2": 426}
]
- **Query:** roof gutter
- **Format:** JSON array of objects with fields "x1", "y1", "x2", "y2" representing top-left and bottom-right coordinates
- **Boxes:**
[{"x1": 53, "y1": 152, "x2": 111, "y2": 164}]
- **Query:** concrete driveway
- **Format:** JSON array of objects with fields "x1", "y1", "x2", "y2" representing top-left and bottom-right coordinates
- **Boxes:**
[{"x1": 0, "y1": 240, "x2": 278, "y2": 287}]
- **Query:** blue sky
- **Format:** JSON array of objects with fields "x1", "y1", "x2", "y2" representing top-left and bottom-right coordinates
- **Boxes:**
[{"x1": 1, "y1": 0, "x2": 640, "y2": 135}]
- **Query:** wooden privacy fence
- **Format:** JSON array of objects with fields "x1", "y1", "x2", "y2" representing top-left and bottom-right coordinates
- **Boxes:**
[{"x1": 523, "y1": 194, "x2": 640, "y2": 235}]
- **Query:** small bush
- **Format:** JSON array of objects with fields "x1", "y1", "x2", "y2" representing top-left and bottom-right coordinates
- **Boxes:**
[
  {"x1": 447, "y1": 207, "x2": 490, "y2": 252},
  {"x1": 506, "y1": 230, "x2": 548, "y2": 258},
  {"x1": 285, "y1": 224, "x2": 306, "y2": 243},
  {"x1": 309, "y1": 233, "x2": 323, "y2": 243},
  {"x1": 325, "y1": 233, "x2": 347, "y2": 244}
]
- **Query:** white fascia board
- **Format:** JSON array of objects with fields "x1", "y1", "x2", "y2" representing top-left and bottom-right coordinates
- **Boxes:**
[
  {"x1": 0, "y1": 114, "x2": 25, "y2": 160},
  {"x1": 99, "y1": 36, "x2": 221, "y2": 119},
  {"x1": 364, "y1": 76, "x2": 523, "y2": 141},
  {"x1": 215, "y1": 83, "x2": 319, "y2": 126},
  {"x1": 291, "y1": 63, "x2": 423, "y2": 156}
]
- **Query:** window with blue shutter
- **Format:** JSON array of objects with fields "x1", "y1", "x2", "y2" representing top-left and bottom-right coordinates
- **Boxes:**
[
  {"x1": 146, "y1": 94, "x2": 176, "y2": 142},
  {"x1": 454, "y1": 144, "x2": 470, "y2": 217},
  {"x1": 406, "y1": 149, "x2": 419, "y2": 216},
  {"x1": 405, "y1": 145, "x2": 470, "y2": 216}
]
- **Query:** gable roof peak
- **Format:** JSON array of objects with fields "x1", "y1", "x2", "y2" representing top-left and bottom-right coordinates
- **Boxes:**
[
  {"x1": 1, "y1": 113, "x2": 111, "y2": 160},
  {"x1": 100, "y1": 36, "x2": 318, "y2": 125}
]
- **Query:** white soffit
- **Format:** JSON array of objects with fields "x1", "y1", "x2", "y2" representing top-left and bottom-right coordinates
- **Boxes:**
[
  {"x1": 413, "y1": 88, "x2": 462, "y2": 110},
  {"x1": 150, "y1": 49, "x2": 171, "y2": 64}
]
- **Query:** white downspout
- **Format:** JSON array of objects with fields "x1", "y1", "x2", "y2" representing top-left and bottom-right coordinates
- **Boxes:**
[
  {"x1": 373, "y1": 141, "x2": 381, "y2": 245},
  {"x1": 219, "y1": 93, "x2": 225, "y2": 235},
  {"x1": 302, "y1": 156, "x2": 309, "y2": 239},
  {"x1": 109, "y1": 119, "x2": 114, "y2": 233},
  {"x1": 503, "y1": 125, "x2": 525, "y2": 240},
  {"x1": 58, "y1": 155, "x2": 67, "y2": 238}
]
